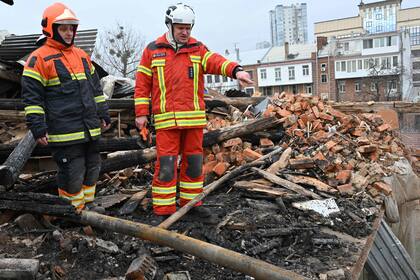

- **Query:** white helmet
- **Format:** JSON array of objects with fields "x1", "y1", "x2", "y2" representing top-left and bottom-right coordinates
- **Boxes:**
[{"x1": 165, "y1": 3, "x2": 195, "y2": 29}]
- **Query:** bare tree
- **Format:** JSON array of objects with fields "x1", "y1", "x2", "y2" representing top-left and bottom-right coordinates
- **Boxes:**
[
  {"x1": 363, "y1": 59, "x2": 402, "y2": 101},
  {"x1": 94, "y1": 23, "x2": 145, "y2": 78}
]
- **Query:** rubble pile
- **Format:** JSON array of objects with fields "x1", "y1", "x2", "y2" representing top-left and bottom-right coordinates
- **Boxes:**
[
  {"x1": 204, "y1": 92, "x2": 402, "y2": 205},
  {"x1": 0, "y1": 92, "x2": 417, "y2": 279}
]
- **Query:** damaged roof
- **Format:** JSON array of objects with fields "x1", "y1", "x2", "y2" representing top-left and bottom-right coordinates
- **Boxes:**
[{"x1": 0, "y1": 29, "x2": 98, "y2": 62}]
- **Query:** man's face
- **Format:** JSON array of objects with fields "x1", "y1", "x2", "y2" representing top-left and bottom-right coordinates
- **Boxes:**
[
  {"x1": 173, "y1": 23, "x2": 191, "y2": 44},
  {"x1": 57, "y1": 24, "x2": 75, "y2": 44}
]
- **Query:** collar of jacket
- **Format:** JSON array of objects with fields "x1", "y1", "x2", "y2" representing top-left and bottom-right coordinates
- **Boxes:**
[
  {"x1": 46, "y1": 38, "x2": 74, "y2": 51},
  {"x1": 156, "y1": 33, "x2": 199, "y2": 51}
]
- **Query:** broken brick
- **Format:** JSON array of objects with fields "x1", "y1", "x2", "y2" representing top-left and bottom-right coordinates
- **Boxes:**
[
  {"x1": 260, "y1": 138, "x2": 274, "y2": 147},
  {"x1": 212, "y1": 162, "x2": 230, "y2": 177},
  {"x1": 243, "y1": 148, "x2": 262, "y2": 161},
  {"x1": 337, "y1": 184, "x2": 354, "y2": 195},
  {"x1": 336, "y1": 170, "x2": 351, "y2": 184},
  {"x1": 372, "y1": 182, "x2": 392, "y2": 196}
]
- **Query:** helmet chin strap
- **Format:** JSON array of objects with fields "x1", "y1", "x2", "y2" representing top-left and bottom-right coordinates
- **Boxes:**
[{"x1": 166, "y1": 24, "x2": 179, "y2": 51}]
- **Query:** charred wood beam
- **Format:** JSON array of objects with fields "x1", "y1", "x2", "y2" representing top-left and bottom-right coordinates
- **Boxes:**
[
  {"x1": 0, "y1": 131, "x2": 36, "y2": 189},
  {"x1": 0, "y1": 97, "x2": 267, "y2": 112},
  {"x1": 0, "y1": 136, "x2": 150, "y2": 159}
]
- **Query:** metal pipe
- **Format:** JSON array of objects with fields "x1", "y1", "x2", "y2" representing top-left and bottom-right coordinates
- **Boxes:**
[{"x1": 80, "y1": 211, "x2": 308, "y2": 280}]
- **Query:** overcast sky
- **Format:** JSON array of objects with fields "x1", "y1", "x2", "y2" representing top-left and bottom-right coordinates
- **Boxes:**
[{"x1": 1, "y1": 0, "x2": 418, "y2": 53}]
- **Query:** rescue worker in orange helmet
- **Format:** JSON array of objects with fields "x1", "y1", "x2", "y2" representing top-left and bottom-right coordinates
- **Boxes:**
[
  {"x1": 22, "y1": 3, "x2": 110, "y2": 210},
  {"x1": 134, "y1": 3, "x2": 253, "y2": 219}
]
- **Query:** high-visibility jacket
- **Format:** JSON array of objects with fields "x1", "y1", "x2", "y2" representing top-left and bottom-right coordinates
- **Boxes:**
[
  {"x1": 22, "y1": 38, "x2": 109, "y2": 146},
  {"x1": 134, "y1": 34, "x2": 239, "y2": 130}
]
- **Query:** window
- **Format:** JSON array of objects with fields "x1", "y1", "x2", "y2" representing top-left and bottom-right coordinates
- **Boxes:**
[
  {"x1": 376, "y1": 13, "x2": 382, "y2": 20},
  {"x1": 320, "y1": 63, "x2": 326, "y2": 71},
  {"x1": 288, "y1": 66, "x2": 295, "y2": 80},
  {"x1": 341, "y1": 61, "x2": 346, "y2": 71},
  {"x1": 206, "y1": 75, "x2": 212, "y2": 83},
  {"x1": 352, "y1": 60, "x2": 356, "y2": 72},
  {"x1": 338, "y1": 81, "x2": 345, "y2": 94},
  {"x1": 374, "y1": 37, "x2": 385, "y2": 48},
  {"x1": 344, "y1": 42, "x2": 349, "y2": 51},
  {"x1": 336, "y1": 61, "x2": 341, "y2": 72},
  {"x1": 370, "y1": 82, "x2": 377, "y2": 92},
  {"x1": 347, "y1": 61, "x2": 351, "y2": 73},
  {"x1": 302, "y1": 65, "x2": 309, "y2": 76},
  {"x1": 260, "y1": 69, "x2": 267, "y2": 79},
  {"x1": 358, "y1": 60, "x2": 363, "y2": 70},
  {"x1": 363, "y1": 39, "x2": 373, "y2": 49},
  {"x1": 355, "y1": 82, "x2": 361, "y2": 92},
  {"x1": 374, "y1": 58, "x2": 380, "y2": 67},
  {"x1": 321, "y1": 74, "x2": 327, "y2": 83},
  {"x1": 376, "y1": 25, "x2": 383, "y2": 33},
  {"x1": 245, "y1": 87, "x2": 255, "y2": 95},
  {"x1": 306, "y1": 85, "x2": 312, "y2": 94},
  {"x1": 222, "y1": 76, "x2": 228, "y2": 82},
  {"x1": 366, "y1": 21, "x2": 372, "y2": 27},
  {"x1": 214, "y1": 75, "x2": 220, "y2": 83},
  {"x1": 364, "y1": 59, "x2": 369, "y2": 69},
  {"x1": 388, "y1": 80, "x2": 397, "y2": 91},
  {"x1": 392, "y1": 56, "x2": 398, "y2": 67},
  {"x1": 275, "y1": 68, "x2": 281, "y2": 81}
]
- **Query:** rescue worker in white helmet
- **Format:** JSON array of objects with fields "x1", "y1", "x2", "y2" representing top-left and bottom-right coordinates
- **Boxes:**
[{"x1": 134, "y1": 3, "x2": 253, "y2": 221}]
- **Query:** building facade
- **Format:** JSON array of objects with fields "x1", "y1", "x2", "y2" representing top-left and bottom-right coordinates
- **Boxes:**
[{"x1": 269, "y1": 3, "x2": 308, "y2": 46}]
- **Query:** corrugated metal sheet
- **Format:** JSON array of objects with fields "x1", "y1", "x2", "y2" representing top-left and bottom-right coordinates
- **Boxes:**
[
  {"x1": 366, "y1": 220, "x2": 420, "y2": 280},
  {"x1": 0, "y1": 29, "x2": 97, "y2": 61}
]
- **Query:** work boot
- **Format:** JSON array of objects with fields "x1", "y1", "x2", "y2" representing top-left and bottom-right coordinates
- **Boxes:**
[
  {"x1": 184, "y1": 207, "x2": 218, "y2": 224},
  {"x1": 84, "y1": 204, "x2": 106, "y2": 214},
  {"x1": 150, "y1": 214, "x2": 170, "y2": 227}
]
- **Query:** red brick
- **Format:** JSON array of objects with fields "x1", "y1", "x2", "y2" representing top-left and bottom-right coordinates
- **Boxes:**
[
  {"x1": 277, "y1": 109, "x2": 292, "y2": 117},
  {"x1": 260, "y1": 138, "x2": 274, "y2": 147},
  {"x1": 243, "y1": 148, "x2": 262, "y2": 161},
  {"x1": 204, "y1": 160, "x2": 217, "y2": 175},
  {"x1": 336, "y1": 170, "x2": 351, "y2": 184},
  {"x1": 376, "y1": 123, "x2": 390, "y2": 132},
  {"x1": 372, "y1": 182, "x2": 392, "y2": 196},
  {"x1": 223, "y1": 137, "x2": 243, "y2": 148},
  {"x1": 318, "y1": 112, "x2": 334, "y2": 121},
  {"x1": 325, "y1": 140, "x2": 338, "y2": 150},
  {"x1": 212, "y1": 162, "x2": 230, "y2": 177},
  {"x1": 311, "y1": 106, "x2": 320, "y2": 118},
  {"x1": 337, "y1": 184, "x2": 354, "y2": 195}
]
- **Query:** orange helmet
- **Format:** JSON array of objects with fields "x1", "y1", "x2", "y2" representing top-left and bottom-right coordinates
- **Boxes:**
[{"x1": 41, "y1": 2, "x2": 79, "y2": 38}]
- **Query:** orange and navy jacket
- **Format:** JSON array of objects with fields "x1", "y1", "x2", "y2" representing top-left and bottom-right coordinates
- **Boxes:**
[
  {"x1": 22, "y1": 38, "x2": 110, "y2": 146},
  {"x1": 134, "y1": 34, "x2": 239, "y2": 130}
]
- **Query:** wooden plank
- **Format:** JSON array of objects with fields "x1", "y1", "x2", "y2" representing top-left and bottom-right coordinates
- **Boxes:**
[
  {"x1": 251, "y1": 168, "x2": 321, "y2": 199},
  {"x1": 283, "y1": 174, "x2": 338, "y2": 194}
]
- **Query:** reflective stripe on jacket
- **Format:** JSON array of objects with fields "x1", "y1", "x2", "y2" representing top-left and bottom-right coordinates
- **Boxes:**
[
  {"x1": 134, "y1": 34, "x2": 239, "y2": 130},
  {"x1": 22, "y1": 38, "x2": 109, "y2": 146}
]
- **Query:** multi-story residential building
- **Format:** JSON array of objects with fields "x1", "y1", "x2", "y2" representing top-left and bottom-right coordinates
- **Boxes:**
[
  {"x1": 256, "y1": 43, "x2": 315, "y2": 96},
  {"x1": 269, "y1": 3, "x2": 308, "y2": 46},
  {"x1": 315, "y1": 0, "x2": 420, "y2": 101}
]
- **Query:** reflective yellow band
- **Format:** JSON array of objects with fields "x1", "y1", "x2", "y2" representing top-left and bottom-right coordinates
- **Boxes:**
[
  {"x1": 221, "y1": 61, "x2": 231, "y2": 76},
  {"x1": 190, "y1": 55, "x2": 201, "y2": 64},
  {"x1": 89, "y1": 128, "x2": 101, "y2": 137},
  {"x1": 180, "y1": 181, "x2": 203, "y2": 189},
  {"x1": 192, "y1": 62, "x2": 200, "y2": 110},
  {"x1": 155, "y1": 119, "x2": 176, "y2": 130},
  {"x1": 155, "y1": 112, "x2": 175, "y2": 121},
  {"x1": 152, "y1": 186, "x2": 177, "y2": 194},
  {"x1": 176, "y1": 119, "x2": 207, "y2": 127},
  {"x1": 135, "y1": 97, "x2": 150, "y2": 105},
  {"x1": 23, "y1": 69, "x2": 46, "y2": 86},
  {"x1": 137, "y1": 65, "x2": 152, "y2": 76},
  {"x1": 48, "y1": 131, "x2": 85, "y2": 142},
  {"x1": 91, "y1": 65, "x2": 95, "y2": 75},
  {"x1": 202, "y1": 51, "x2": 214, "y2": 72},
  {"x1": 71, "y1": 73, "x2": 87, "y2": 80},
  {"x1": 24, "y1": 105, "x2": 45, "y2": 115},
  {"x1": 180, "y1": 192, "x2": 200, "y2": 200},
  {"x1": 94, "y1": 95, "x2": 106, "y2": 103},
  {"x1": 58, "y1": 189, "x2": 84, "y2": 207},
  {"x1": 157, "y1": 66, "x2": 166, "y2": 113},
  {"x1": 174, "y1": 110, "x2": 205, "y2": 119},
  {"x1": 151, "y1": 59, "x2": 166, "y2": 67},
  {"x1": 47, "y1": 77, "x2": 60, "y2": 86},
  {"x1": 83, "y1": 185, "x2": 96, "y2": 195},
  {"x1": 153, "y1": 197, "x2": 176, "y2": 206}
]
